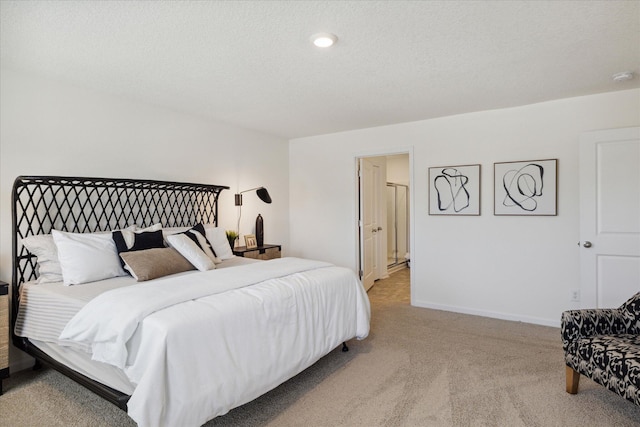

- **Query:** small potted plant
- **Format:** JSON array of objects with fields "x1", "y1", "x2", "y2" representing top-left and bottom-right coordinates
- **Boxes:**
[{"x1": 225, "y1": 230, "x2": 239, "y2": 249}]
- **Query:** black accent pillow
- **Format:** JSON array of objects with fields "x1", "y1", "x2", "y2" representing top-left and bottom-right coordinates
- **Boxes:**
[{"x1": 113, "y1": 229, "x2": 165, "y2": 268}]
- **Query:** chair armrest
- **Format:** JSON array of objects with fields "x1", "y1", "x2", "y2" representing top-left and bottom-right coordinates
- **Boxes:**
[{"x1": 561, "y1": 308, "x2": 631, "y2": 353}]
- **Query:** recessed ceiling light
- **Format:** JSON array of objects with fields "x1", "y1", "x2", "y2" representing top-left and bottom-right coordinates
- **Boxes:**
[
  {"x1": 311, "y1": 33, "x2": 338, "y2": 48},
  {"x1": 612, "y1": 71, "x2": 634, "y2": 82}
]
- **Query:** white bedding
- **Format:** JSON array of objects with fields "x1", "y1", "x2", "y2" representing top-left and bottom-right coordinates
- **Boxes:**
[
  {"x1": 31, "y1": 257, "x2": 370, "y2": 427},
  {"x1": 14, "y1": 256, "x2": 258, "y2": 348}
]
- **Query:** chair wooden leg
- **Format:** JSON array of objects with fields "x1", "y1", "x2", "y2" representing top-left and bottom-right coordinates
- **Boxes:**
[{"x1": 566, "y1": 365, "x2": 580, "y2": 394}]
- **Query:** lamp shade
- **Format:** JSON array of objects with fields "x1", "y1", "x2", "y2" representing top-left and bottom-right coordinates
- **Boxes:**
[
  {"x1": 235, "y1": 187, "x2": 272, "y2": 206},
  {"x1": 256, "y1": 187, "x2": 272, "y2": 204}
]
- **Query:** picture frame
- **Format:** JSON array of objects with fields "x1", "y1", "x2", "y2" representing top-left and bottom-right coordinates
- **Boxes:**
[
  {"x1": 428, "y1": 164, "x2": 481, "y2": 215},
  {"x1": 494, "y1": 159, "x2": 557, "y2": 216},
  {"x1": 244, "y1": 234, "x2": 258, "y2": 249}
]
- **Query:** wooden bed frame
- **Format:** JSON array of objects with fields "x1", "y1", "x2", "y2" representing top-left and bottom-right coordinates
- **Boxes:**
[{"x1": 11, "y1": 175, "x2": 229, "y2": 410}]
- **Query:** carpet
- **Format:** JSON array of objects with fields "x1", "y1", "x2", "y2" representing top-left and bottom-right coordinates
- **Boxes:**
[{"x1": 2, "y1": 269, "x2": 639, "y2": 426}]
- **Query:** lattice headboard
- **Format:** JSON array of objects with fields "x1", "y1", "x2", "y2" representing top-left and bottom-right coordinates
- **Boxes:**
[{"x1": 12, "y1": 176, "x2": 229, "y2": 291}]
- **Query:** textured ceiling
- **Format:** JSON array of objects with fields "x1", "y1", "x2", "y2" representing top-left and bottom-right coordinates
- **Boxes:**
[{"x1": 1, "y1": 1, "x2": 639, "y2": 139}]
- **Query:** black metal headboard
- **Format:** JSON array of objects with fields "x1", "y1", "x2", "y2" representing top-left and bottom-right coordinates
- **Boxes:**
[{"x1": 12, "y1": 175, "x2": 229, "y2": 290}]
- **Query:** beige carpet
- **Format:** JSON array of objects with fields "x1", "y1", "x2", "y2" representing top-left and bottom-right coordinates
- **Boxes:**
[{"x1": 2, "y1": 268, "x2": 640, "y2": 426}]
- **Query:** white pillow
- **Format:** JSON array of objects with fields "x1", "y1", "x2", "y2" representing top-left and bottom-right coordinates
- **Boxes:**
[
  {"x1": 165, "y1": 233, "x2": 216, "y2": 271},
  {"x1": 21, "y1": 226, "x2": 138, "y2": 284},
  {"x1": 21, "y1": 234, "x2": 63, "y2": 284},
  {"x1": 203, "y1": 225, "x2": 234, "y2": 260},
  {"x1": 136, "y1": 223, "x2": 162, "y2": 232},
  {"x1": 52, "y1": 230, "x2": 127, "y2": 285},
  {"x1": 162, "y1": 226, "x2": 191, "y2": 240},
  {"x1": 190, "y1": 230, "x2": 222, "y2": 264}
]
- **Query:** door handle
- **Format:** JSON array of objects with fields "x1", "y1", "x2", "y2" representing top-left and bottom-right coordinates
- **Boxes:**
[
  {"x1": 372, "y1": 229, "x2": 377, "y2": 233},
  {"x1": 583, "y1": 241, "x2": 592, "y2": 248},
  {"x1": 377, "y1": 227, "x2": 383, "y2": 231}
]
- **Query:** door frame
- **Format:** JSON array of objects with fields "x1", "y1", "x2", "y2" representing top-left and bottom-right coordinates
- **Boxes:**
[{"x1": 355, "y1": 147, "x2": 414, "y2": 301}]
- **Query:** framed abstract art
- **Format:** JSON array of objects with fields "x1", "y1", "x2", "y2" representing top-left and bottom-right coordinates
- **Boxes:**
[
  {"x1": 494, "y1": 159, "x2": 557, "y2": 216},
  {"x1": 428, "y1": 164, "x2": 480, "y2": 215}
]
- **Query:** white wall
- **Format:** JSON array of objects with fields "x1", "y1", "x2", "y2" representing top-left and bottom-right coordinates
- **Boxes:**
[
  {"x1": 289, "y1": 89, "x2": 640, "y2": 327},
  {"x1": 386, "y1": 154, "x2": 409, "y2": 186},
  {"x1": 0, "y1": 69, "x2": 289, "y2": 368}
]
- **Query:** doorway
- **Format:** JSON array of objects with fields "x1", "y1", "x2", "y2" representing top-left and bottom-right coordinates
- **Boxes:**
[{"x1": 357, "y1": 152, "x2": 411, "y2": 300}]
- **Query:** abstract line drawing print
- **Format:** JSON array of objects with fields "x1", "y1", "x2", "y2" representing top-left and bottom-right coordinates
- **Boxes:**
[
  {"x1": 494, "y1": 159, "x2": 557, "y2": 216},
  {"x1": 429, "y1": 164, "x2": 480, "y2": 215},
  {"x1": 434, "y1": 168, "x2": 470, "y2": 212},
  {"x1": 502, "y1": 163, "x2": 544, "y2": 211}
]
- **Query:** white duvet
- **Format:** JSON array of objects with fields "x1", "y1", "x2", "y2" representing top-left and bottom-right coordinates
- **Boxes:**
[{"x1": 60, "y1": 257, "x2": 370, "y2": 427}]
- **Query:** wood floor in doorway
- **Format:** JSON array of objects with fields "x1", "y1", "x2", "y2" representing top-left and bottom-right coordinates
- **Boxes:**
[{"x1": 367, "y1": 267, "x2": 410, "y2": 304}]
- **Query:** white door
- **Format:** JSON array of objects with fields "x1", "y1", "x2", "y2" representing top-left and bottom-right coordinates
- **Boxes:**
[
  {"x1": 359, "y1": 158, "x2": 377, "y2": 291},
  {"x1": 579, "y1": 127, "x2": 640, "y2": 308}
]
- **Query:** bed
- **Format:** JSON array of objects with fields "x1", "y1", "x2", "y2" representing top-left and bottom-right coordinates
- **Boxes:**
[{"x1": 11, "y1": 175, "x2": 370, "y2": 427}]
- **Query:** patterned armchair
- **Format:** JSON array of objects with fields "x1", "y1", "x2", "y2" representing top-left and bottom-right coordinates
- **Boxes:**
[{"x1": 561, "y1": 292, "x2": 640, "y2": 405}]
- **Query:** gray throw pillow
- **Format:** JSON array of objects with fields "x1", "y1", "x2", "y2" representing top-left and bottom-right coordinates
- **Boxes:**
[{"x1": 119, "y1": 247, "x2": 195, "y2": 281}]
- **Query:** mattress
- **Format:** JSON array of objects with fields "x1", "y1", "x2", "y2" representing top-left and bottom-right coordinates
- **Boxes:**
[{"x1": 30, "y1": 338, "x2": 136, "y2": 394}]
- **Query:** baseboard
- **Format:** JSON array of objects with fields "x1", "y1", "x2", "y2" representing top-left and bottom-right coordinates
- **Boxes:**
[
  {"x1": 411, "y1": 300, "x2": 560, "y2": 328},
  {"x1": 387, "y1": 263, "x2": 408, "y2": 275}
]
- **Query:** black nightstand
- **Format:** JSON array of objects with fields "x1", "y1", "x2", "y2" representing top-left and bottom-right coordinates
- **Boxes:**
[
  {"x1": 0, "y1": 281, "x2": 9, "y2": 395},
  {"x1": 233, "y1": 244, "x2": 281, "y2": 260}
]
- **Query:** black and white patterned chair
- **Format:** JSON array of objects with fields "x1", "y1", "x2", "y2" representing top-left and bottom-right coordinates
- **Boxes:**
[{"x1": 561, "y1": 292, "x2": 640, "y2": 405}]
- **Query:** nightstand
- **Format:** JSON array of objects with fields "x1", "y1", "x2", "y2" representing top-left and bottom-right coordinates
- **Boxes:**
[
  {"x1": 233, "y1": 244, "x2": 281, "y2": 260},
  {"x1": 0, "y1": 281, "x2": 9, "y2": 395}
]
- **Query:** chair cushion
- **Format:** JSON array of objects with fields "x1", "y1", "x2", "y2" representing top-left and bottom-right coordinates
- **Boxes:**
[{"x1": 577, "y1": 334, "x2": 640, "y2": 388}]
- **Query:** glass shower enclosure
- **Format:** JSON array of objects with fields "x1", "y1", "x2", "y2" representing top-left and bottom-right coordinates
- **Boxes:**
[{"x1": 386, "y1": 183, "x2": 409, "y2": 267}]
